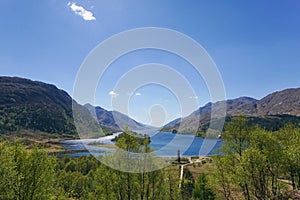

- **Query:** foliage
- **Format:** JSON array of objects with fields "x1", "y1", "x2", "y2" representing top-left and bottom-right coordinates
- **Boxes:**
[
  {"x1": 54, "y1": 129, "x2": 181, "y2": 200},
  {"x1": 2, "y1": 119, "x2": 299, "y2": 199},
  {"x1": 212, "y1": 116, "x2": 300, "y2": 200},
  {"x1": 0, "y1": 131, "x2": 183, "y2": 200},
  {"x1": 0, "y1": 141, "x2": 56, "y2": 200},
  {"x1": 193, "y1": 173, "x2": 215, "y2": 200},
  {"x1": 181, "y1": 168, "x2": 194, "y2": 200},
  {"x1": 0, "y1": 105, "x2": 76, "y2": 134},
  {"x1": 112, "y1": 129, "x2": 151, "y2": 152}
]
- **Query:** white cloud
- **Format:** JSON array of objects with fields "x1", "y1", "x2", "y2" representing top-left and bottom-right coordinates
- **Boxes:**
[
  {"x1": 135, "y1": 92, "x2": 142, "y2": 96},
  {"x1": 68, "y1": 2, "x2": 96, "y2": 21},
  {"x1": 189, "y1": 96, "x2": 198, "y2": 99},
  {"x1": 109, "y1": 91, "x2": 118, "y2": 98}
]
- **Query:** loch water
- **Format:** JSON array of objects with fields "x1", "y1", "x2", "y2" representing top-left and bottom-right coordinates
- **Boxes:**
[{"x1": 61, "y1": 131, "x2": 222, "y2": 157}]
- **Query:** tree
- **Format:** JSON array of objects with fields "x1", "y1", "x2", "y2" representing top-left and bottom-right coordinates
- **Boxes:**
[
  {"x1": 164, "y1": 167, "x2": 180, "y2": 200},
  {"x1": 212, "y1": 155, "x2": 235, "y2": 200},
  {"x1": 275, "y1": 124, "x2": 300, "y2": 190},
  {"x1": 90, "y1": 128, "x2": 170, "y2": 200},
  {"x1": 222, "y1": 116, "x2": 252, "y2": 200},
  {"x1": 181, "y1": 168, "x2": 194, "y2": 200},
  {"x1": 250, "y1": 127, "x2": 284, "y2": 198},
  {"x1": 193, "y1": 173, "x2": 215, "y2": 200},
  {"x1": 0, "y1": 141, "x2": 56, "y2": 200},
  {"x1": 213, "y1": 117, "x2": 300, "y2": 199},
  {"x1": 0, "y1": 141, "x2": 15, "y2": 200},
  {"x1": 222, "y1": 116, "x2": 251, "y2": 157},
  {"x1": 240, "y1": 148, "x2": 269, "y2": 199}
]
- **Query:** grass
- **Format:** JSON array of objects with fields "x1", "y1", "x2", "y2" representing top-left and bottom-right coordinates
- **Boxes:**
[
  {"x1": 88, "y1": 142, "x2": 116, "y2": 149},
  {"x1": 0, "y1": 129, "x2": 78, "y2": 152}
]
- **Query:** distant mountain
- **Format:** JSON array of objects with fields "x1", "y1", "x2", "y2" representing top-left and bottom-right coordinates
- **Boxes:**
[
  {"x1": 84, "y1": 103, "x2": 119, "y2": 131},
  {"x1": 225, "y1": 97, "x2": 258, "y2": 116},
  {"x1": 112, "y1": 110, "x2": 151, "y2": 130},
  {"x1": 84, "y1": 103, "x2": 151, "y2": 131},
  {"x1": 163, "y1": 118, "x2": 182, "y2": 128},
  {"x1": 256, "y1": 88, "x2": 300, "y2": 116},
  {"x1": 163, "y1": 88, "x2": 300, "y2": 134},
  {"x1": 0, "y1": 76, "x2": 103, "y2": 137}
]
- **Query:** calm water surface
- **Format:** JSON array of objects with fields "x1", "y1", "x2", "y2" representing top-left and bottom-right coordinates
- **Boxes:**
[{"x1": 61, "y1": 131, "x2": 222, "y2": 157}]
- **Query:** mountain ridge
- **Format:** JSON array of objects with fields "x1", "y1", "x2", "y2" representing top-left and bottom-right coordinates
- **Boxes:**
[
  {"x1": 163, "y1": 87, "x2": 300, "y2": 133},
  {"x1": 0, "y1": 76, "x2": 105, "y2": 137},
  {"x1": 1, "y1": 76, "x2": 299, "y2": 137},
  {"x1": 84, "y1": 103, "x2": 150, "y2": 131},
  {"x1": 0, "y1": 76, "x2": 151, "y2": 137}
]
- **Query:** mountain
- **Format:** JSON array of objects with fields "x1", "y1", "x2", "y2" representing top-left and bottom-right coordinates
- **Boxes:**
[
  {"x1": 163, "y1": 118, "x2": 182, "y2": 128},
  {"x1": 163, "y1": 88, "x2": 300, "y2": 134},
  {"x1": 112, "y1": 110, "x2": 151, "y2": 130},
  {"x1": 84, "y1": 103, "x2": 150, "y2": 131},
  {"x1": 1, "y1": 76, "x2": 299, "y2": 138},
  {"x1": 84, "y1": 103, "x2": 119, "y2": 131},
  {"x1": 256, "y1": 88, "x2": 300, "y2": 116},
  {"x1": 225, "y1": 97, "x2": 258, "y2": 116},
  {"x1": 0, "y1": 76, "x2": 103, "y2": 137}
]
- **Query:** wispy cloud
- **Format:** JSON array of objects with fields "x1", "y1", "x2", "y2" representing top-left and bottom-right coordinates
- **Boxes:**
[
  {"x1": 135, "y1": 92, "x2": 142, "y2": 96},
  {"x1": 68, "y1": 2, "x2": 96, "y2": 21},
  {"x1": 109, "y1": 91, "x2": 118, "y2": 98}
]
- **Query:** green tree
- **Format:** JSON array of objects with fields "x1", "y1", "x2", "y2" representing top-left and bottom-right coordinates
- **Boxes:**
[
  {"x1": 223, "y1": 116, "x2": 251, "y2": 157},
  {"x1": 275, "y1": 124, "x2": 300, "y2": 190},
  {"x1": 212, "y1": 155, "x2": 235, "y2": 200},
  {"x1": 0, "y1": 141, "x2": 16, "y2": 200},
  {"x1": 222, "y1": 116, "x2": 252, "y2": 200},
  {"x1": 250, "y1": 127, "x2": 284, "y2": 198},
  {"x1": 240, "y1": 148, "x2": 269, "y2": 199},
  {"x1": 193, "y1": 173, "x2": 215, "y2": 200},
  {"x1": 181, "y1": 168, "x2": 194, "y2": 200},
  {"x1": 12, "y1": 144, "x2": 56, "y2": 200},
  {"x1": 213, "y1": 118, "x2": 299, "y2": 199},
  {"x1": 0, "y1": 141, "x2": 56, "y2": 200},
  {"x1": 164, "y1": 167, "x2": 180, "y2": 200},
  {"x1": 91, "y1": 128, "x2": 165, "y2": 200}
]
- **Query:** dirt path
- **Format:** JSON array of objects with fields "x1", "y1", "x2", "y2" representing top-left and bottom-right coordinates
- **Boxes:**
[
  {"x1": 179, "y1": 163, "x2": 189, "y2": 188},
  {"x1": 178, "y1": 156, "x2": 211, "y2": 188}
]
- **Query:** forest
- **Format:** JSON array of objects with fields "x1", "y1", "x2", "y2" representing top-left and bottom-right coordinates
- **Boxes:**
[{"x1": 0, "y1": 117, "x2": 299, "y2": 200}]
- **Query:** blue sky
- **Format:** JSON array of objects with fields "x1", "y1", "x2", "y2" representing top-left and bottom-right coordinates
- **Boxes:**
[{"x1": 1, "y1": 0, "x2": 300, "y2": 125}]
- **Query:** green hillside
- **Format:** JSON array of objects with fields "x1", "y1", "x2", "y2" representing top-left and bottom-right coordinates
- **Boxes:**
[{"x1": 0, "y1": 76, "x2": 106, "y2": 138}]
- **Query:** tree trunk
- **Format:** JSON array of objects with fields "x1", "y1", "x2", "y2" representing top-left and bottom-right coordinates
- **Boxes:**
[{"x1": 290, "y1": 166, "x2": 296, "y2": 190}]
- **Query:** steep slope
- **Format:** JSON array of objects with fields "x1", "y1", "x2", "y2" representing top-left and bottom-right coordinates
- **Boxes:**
[
  {"x1": 257, "y1": 88, "x2": 300, "y2": 116},
  {"x1": 112, "y1": 110, "x2": 151, "y2": 130},
  {"x1": 84, "y1": 104, "x2": 150, "y2": 131},
  {"x1": 0, "y1": 76, "x2": 102, "y2": 137},
  {"x1": 163, "y1": 118, "x2": 182, "y2": 128},
  {"x1": 0, "y1": 76, "x2": 75, "y2": 134},
  {"x1": 191, "y1": 97, "x2": 258, "y2": 117},
  {"x1": 163, "y1": 88, "x2": 300, "y2": 133},
  {"x1": 84, "y1": 104, "x2": 120, "y2": 131},
  {"x1": 185, "y1": 97, "x2": 257, "y2": 133},
  {"x1": 226, "y1": 97, "x2": 258, "y2": 116}
]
